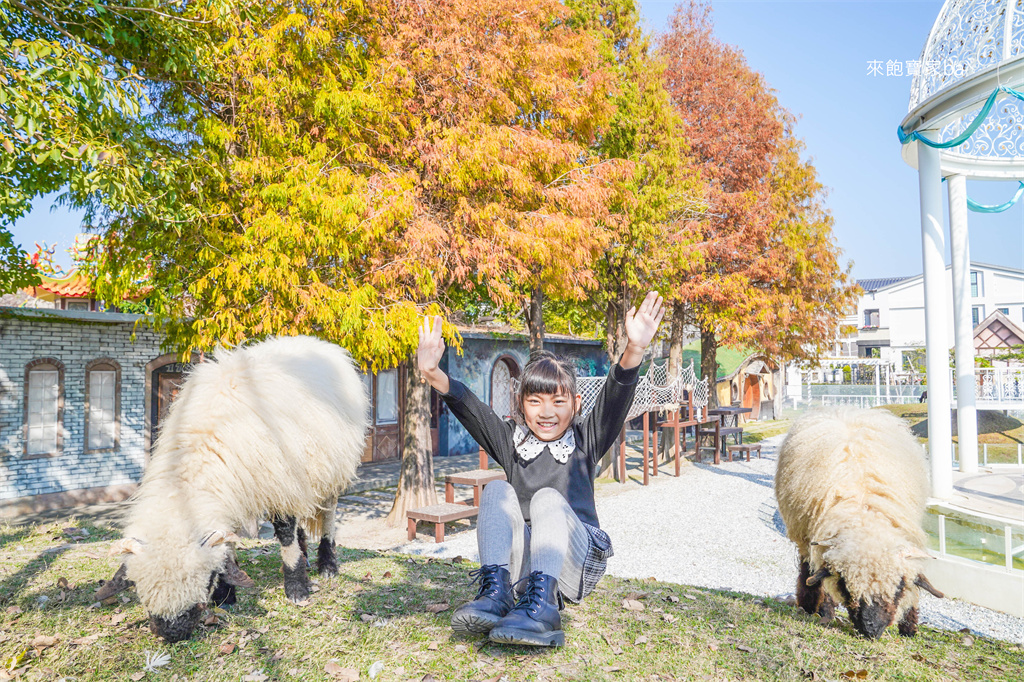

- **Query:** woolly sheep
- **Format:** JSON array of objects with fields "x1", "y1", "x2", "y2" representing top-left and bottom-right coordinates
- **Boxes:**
[
  {"x1": 97, "y1": 335, "x2": 369, "y2": 642},
  {"x1": 774, "y1": 407, "x2": 943, "y2": 639}
]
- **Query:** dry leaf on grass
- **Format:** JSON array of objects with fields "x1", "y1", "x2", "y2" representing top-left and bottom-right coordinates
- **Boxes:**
[
  {"x1": 665, "y1": 595, "x2": 679, "y2": 603},
  {"x1": 961, "y1": 636, "x2": 974, "y2": 647},
  {"x1": 736, "y1": 645, "x2": 756, "y2": 653},
  {"x1": 110, "y1": 613, "x2": 128, "y2": 626},
  {"x1": 420, "y1": 675, "x2": 438, "y2": 682},
  {"x1": 324, "y1": 661, "x2": 359, "y2": 681},
  {"x1": 71, "y1": 634, "x2": 101, "y2": 646},
  {"x1": 359, "y1": 614, "x2": 375, "y2": 623},
  {"x1": 83, "y1": 551, "x2": 102, "y2": 560},
  {"x1": 611, "y1": 646, "x2": 623, "y2": 655},
  {"x1": 241, "y1": 670, "x2": 269, "y2": 682},
  {"x1": 425, "y1": 603, "x2": 449, "y2": 614},
  {"x1": 219, "y1": 643, "x2": 236, "y2": 655},
  {"x1": 427, "y1": 641, "x2": 440, "y2": 651},
  {"x1": 56, "y1": 577, "x2": 70, "y2": 589},
  {"x1": 31, "y1": 634, "x2": 58, "y2": 649},
  {"x1": 634, "y1": 636, "x2": 648, "y2": 645},
  {"x1": 383, "y1": 571, "x2": 393, "y2": 579},
  {"x1": 129, "y1": 673, "x2": 145, "y2": 681},
  {"x1": 841, "y1": 671, "x2": 868, "y2": 680},
  {"x1": 5, "y1": 606, "x2": 21, "y2": 615},
  {"x1": 621, "y1": 599, "x2": 644, "y2": 612},
  {"x1": 602, "y1": 666, "x2": 623, "y2": 673}
]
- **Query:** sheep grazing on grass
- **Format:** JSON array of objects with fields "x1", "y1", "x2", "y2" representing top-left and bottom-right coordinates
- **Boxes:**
[
  {"x1": 96, "y1": 336, "x2": 368, "y2": 642},
  {"x1": 774, "y1": 407, "x2": 944, "y2": 639}
]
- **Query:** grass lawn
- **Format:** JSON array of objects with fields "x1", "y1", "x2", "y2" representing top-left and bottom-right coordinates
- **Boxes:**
[
  {"x1": 738, "y1": 419, "x2": 792, "y2": 444},
  {"x1": 2, "y1": 520, "x2": 1022, "y2": 681},
  {"x1": 878, "y1": 404, "x2": 1024, "y2": 464}
]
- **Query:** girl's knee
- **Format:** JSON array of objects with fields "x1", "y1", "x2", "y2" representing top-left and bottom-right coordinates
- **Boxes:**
[
  {"x1": 530, "y1": 487, "x2": 568, "y2": 514},
  {"x1": 481, "y1": 479, "x2": 515, "y2": 504}
]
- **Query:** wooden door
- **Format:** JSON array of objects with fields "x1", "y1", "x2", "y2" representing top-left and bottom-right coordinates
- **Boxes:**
[
  {"x1": 152, "y1": 364, "x2": 188, "y2": 442},
  {"x1": 742, "y1": 375, "x2": 761, "y2": 420},
  {"x1": 369, "y1": 367, "x2": 403, "y2": 462}
]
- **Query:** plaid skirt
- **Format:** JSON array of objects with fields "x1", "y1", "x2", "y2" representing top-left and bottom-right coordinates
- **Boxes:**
[{"x1": 559, "y1": 522, "x2": 614, "y2": 603}]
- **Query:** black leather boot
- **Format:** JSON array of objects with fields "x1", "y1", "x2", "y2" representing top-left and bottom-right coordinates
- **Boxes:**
[
  {"x1": 488, "y1": 571, "x2": 564, "y2": 647},
  {"x1": 450, "y1": 564, "x2": 514, "y2": 635}
]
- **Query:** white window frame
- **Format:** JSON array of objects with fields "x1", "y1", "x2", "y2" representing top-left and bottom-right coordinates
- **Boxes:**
[
  {"x1": 85, "y1": 360, "x2": 120, "y2": 452},
  {"x1": 24, "y1": 359, "x2": 64, "y2": 457}
]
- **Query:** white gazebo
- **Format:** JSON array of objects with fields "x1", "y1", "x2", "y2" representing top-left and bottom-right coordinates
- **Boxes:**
[{"x1": 899, "y1": 0, "x2": 1024, "y2": 499}]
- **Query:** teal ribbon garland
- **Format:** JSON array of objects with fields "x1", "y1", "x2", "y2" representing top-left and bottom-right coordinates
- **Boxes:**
[
  {"x1": 898, "y1": 85, "x2": 1024, "y2": 148},
  {"x1": 941, "y1": 178, "x2": 1024, "y2": 213}
]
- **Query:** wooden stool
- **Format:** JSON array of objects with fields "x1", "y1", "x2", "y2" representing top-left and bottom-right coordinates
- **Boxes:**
[
  {"x1": 445, "y1": 469, "x2": 506, "y2": 506},
  {"x1": 407, "y1": 503, "x2": 480, "y2": 543},
  {"x1": 726, "y1": 443, "x2": 761, "y2": 462}
]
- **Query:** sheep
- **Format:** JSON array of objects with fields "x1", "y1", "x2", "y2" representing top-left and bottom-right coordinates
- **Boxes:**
[
  {"x1": 774, "y1": 407, "x2": 944, "y2": 639},
  {"x1": 96, "y1": 335, "x2": 369, "y2": 642}
]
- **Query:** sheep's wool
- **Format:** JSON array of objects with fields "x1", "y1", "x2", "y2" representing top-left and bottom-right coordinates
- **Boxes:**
[
  {"x1": 122, "y1": 336, "x2": 369, "y2": 617},
  {"x1": 775, "y1": 407, "x2": 930, "y2": 615}
]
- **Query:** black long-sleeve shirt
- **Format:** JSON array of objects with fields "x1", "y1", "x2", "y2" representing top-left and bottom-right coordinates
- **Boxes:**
[{"x1": 440, "y1": 363, "x2": 640, "y2": 528}]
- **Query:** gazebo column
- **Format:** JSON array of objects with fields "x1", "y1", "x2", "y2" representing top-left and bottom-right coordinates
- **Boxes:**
[
  {"x1": 947, "y1": 173, "x2": 979, "y2": 473},
  {"x1": 917, "y1": 139, "x2": 953, "y2": 499}
]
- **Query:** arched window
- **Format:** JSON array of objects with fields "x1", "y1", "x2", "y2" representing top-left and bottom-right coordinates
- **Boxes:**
[
  {"x1": 490, "y1": 356, "x2": 521, "y2": 419},
  {"x1": 24, "y1": 358, "x2": 65, "y2": 457},
  {"x1": 85, "y1": 359, "x2": 121, "y2": 451}
]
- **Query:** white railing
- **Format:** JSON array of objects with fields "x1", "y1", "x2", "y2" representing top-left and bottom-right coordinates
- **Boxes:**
[
  {"x1": 952, "y1": 368, "x2": 1024, "y2": 407},
  {"x1": 952, "y1": 442, "x2": 1024, "y2": 468},
  {"x1": 928, "y1": 503, "x2": 1023, "y2": 573},
  {"x1": 815, "y1": 394, "x2": 920, "y2": 409}
]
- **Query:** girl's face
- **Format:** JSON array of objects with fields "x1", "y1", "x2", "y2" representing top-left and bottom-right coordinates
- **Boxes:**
[{"x1": 521, "y1": 391, "x2": 582, "y2": 442}]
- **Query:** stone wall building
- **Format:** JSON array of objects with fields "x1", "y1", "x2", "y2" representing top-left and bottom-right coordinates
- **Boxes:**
[{"x1": 0, "y1": 307, "x2": 176, "y2": 517}]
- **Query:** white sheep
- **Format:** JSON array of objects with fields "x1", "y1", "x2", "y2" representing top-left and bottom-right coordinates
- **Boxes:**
[
  {"x1": 96, "y1": 335, "x2": 368, "y2": 642},
  {"x1": 774, "y1": 407, "x2": 943, "y2": 639}
]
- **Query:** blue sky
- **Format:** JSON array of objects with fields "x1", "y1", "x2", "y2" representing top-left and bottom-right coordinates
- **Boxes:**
[{"x1": 10, "y1": 0, "x2": 1023, "y2": 279}]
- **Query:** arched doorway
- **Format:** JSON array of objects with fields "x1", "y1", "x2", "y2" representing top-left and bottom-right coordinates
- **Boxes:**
[
  {"x1": 742, "y1": 375, "x2": 761, "y2": 420},
  {"x1": 490, "y1": 355, "x2": 521, "y2": 419},
  {"x1": 144, "y1": 353, "x2": 198, "y2": 454}
]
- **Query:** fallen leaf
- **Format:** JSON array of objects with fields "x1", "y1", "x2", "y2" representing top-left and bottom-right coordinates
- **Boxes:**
[
  {"x1": 219, "y1": 643, "x2": 236, "y2": 655},
  {"x1": 130, "y1": 673, "x2": 145, "y2": 682},
  {"x1": 31, "y1": 634, "x2": 57, "y2": 648},
  {"x1": 204, "y1": 615, "x2": 219, "y2": 626},
  {"x1": 324, "y1": 661, "x2": 359, "y2": 681},
  {"x1": 383, "y1": 571, "x2": 392, "y2": 579},
  {"x1": 684, "y1": 593, "x2": 698, "y2": 601},
  {"x1": 110, "y1": 613, "x2": 128, "y2": 626},
  {"x1": 707, "y1": 643, "x2": 719, "y2": 651},
  {"x1": 421, "y1": 675, "x2": 437, "y2": 682},
  {"x1": 56, "y1": 577, "x2": 70, "y2": 589},
  {"x1": 83, "y1": 552, "x2": 102, "y2": 560},
  {"x1": 295, "y1": 599, "x2": 311, "y2": 607},
  {"x1": 624, "y1": 591, "x2": 647, "y2": 601},
  {"x1": 425, "y1": 603, "x2": 449, "y2": 614},
  {"x1": 611, "y1": 646, "x2": 623, "y2": 655},
  {"x1": 71, "y1": 634, "x2": 101, "y2": 646},
  {"x1": 622, "y1": 599, "x2": 645, "y2": 612},
  {"x1": 453, "y1": 644, "x2": 468, "y2": 653},
  {"x1": 288, "y1": 669, "x2": 300, "y2": 676},
  {"x1": 911, "y1": 654, "x2": 926, "y2": 663},
  {"x1": 961, "y1": 636, "x2": 974, "y2": 647},
  {"x1": 737, "y1": 645, "x2": 756, "y2": 653},
  {"x1": 841, "y1": 671, "x2": 868, "y2": 680},
  {"x1": 602, "y1": 666, "x2": 623, "y2": 673},
  {"x1": 663, "y1": 614, "x2": 678, "y2": 623},
  {"x1": 427, "y1": 641, "x2": 440, "y2": 651},
  {"x1": 359, "y1": 614, "x2": 374, "y2": 623},
  {"x1": 665, "y1": 595, "x2": 679, "y2": 603},
  {"x1": 634, "y1": 636, "x2": 648, "y2": 645},
  {"x1": 5, "y1": 606, "x2": 22, "y2": 616},
  {"x1": 241, "y1": 671, "x2": 269, "y2": 682},
  {"x1": 363, "y1": 572, "x2": 373, "y2": 581}
]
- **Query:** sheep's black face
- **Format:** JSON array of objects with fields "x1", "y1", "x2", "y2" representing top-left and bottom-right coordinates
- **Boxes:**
[
  {"x1": 840, "y1": 577, "x2": 905, "y2": 639},
  {"x1": 148, "y1": 604, "x2": 202, "y2": 643}
]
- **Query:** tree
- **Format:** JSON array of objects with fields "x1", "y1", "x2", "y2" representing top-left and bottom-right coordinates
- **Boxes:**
[
  {"x1": 0, "y1": 0, "x2": 233, "y2": 293},
  {"x1": 566, "y1": 0, "x2": 706, "y2": 368},
  {"x1": 82, "y1": 0, "x2": 618, "y2": 524},
  {"x1": 661, "y1": 1, "x2": 854, "y2": 399}
]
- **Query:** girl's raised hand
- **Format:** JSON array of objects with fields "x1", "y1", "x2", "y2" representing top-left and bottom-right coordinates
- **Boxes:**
[
  {"x1": 417, "y1": 315, "x2": 446, "y2": 376},
  {"x1": 624, "y1": 291, "x2": 665, "y2": 352}
]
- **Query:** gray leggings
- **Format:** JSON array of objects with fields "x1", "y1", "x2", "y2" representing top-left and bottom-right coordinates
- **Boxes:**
[{"x1": 477, "y1": 480, "x2": 593, "y2": 603}]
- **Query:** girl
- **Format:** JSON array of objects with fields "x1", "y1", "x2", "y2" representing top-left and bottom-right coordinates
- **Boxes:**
[{"x1": 416, "y1": 291, "x2": 664, "y2": 647}]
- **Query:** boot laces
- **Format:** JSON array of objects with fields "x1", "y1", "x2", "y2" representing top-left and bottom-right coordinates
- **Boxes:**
[
  {"x1": 509, "y1": 570, "x2": 547, "y2": 615},
  {"x1": 468, "y1": 564, "x2": 506, "y2": 600}
]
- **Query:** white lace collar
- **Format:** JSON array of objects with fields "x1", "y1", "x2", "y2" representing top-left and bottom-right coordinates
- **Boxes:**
[{"x1": 513, "y1": 424, "x2": 576, "y2": 464}]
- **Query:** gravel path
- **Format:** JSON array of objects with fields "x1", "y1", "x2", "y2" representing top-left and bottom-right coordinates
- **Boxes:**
[{"x1": 399, "y1": 435, "x2": 1024, "y2": 644}]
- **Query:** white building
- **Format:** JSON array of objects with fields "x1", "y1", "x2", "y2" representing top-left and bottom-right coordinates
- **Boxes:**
[{"x1": 845, "y1": 262, "x2": 1024, "y2": 371}]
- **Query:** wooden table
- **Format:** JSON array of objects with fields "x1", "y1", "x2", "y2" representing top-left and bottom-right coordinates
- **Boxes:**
[{"x1": 706, "y1": 405, "x2": 753, "y2": 428}]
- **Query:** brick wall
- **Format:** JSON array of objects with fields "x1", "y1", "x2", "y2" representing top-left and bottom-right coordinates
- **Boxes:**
[{"x1": 0, "y1": 308, "x2": 165, "y2": 503}]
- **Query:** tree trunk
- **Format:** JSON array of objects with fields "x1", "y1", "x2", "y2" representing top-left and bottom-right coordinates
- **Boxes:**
[
  {"x1": 600, "y1": 290, "x2": 630, "y2": 479},
  {"x1": 386, "y1": 360, "x2": 437, "y2": 527},
  {"x1": 668, "y1": 304, "x2": 687, "y2": 379},
  {"x1": 604, "y1": 291, "x2": 628, "y2": 365},
  {"x1": 700, "y1": 323, "x2": 720, "y2": 409},
  {"x1": 525, "y1": 285, "x2": 545, "y2": 354}
]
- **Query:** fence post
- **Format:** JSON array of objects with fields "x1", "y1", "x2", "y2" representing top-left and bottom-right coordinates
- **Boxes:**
[
  {"x1": 1006, "y1": 526, "x2": 1014, "y2": 570},
  {"x1": 938, "y1": 515, "x2": 947, "y2": 555}
]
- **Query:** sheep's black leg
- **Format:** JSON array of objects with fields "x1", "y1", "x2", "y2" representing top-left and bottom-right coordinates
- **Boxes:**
[
  {"x1": 272, "y1": 515, "x2": 310, "y2": 603},
  {"x1": 897, "y1": 606, "x2": 919, "y2": 637},
  {"x1": 316, "y1": 501, "x2": 339, "y2": 578},
  {"x1": 796, "y1": 560, "x2": 820, "y2": 615},
  {"x1": 210, "y1": 576, "x2": 237, "y2": 607}
]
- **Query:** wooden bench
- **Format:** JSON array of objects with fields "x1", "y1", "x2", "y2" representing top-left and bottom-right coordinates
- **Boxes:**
[
  {"x1": 726, "y1": 442, "x2": 761, "y2": 462},
  {"x1": 407, "y1": 503, "x2": 481, "y2": 543},
  {"x1": 696, "y1": 420, "x2": 744, "y2": 465},
  {"x1": 446, "y1": 468, "x2": 506, "y2": 506}
]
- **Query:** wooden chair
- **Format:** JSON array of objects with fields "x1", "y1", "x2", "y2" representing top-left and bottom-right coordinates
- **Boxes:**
[{"x1": 696, "y1": 419, "x2": 724, "y2": 465}]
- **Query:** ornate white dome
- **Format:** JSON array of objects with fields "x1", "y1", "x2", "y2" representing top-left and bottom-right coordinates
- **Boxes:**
[
  {"x1": 902, "y1": 0, "x2": 1024, "y2": 172},
  {"x1": 909, "y1": 0, "x2": 1024, "y2": 111}
]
